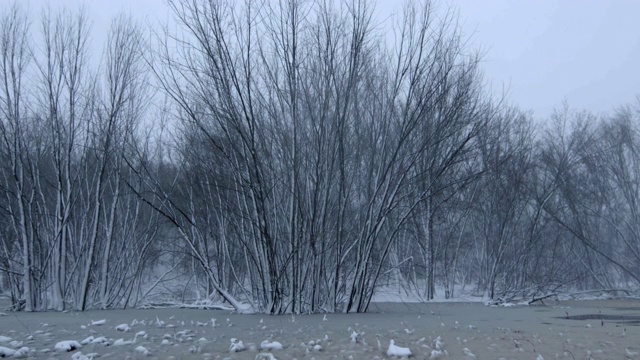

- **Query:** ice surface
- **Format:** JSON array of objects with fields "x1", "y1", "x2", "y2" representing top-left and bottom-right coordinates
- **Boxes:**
[{"x1": 0, "y1": 300, "x2": 637, "y2": 358}]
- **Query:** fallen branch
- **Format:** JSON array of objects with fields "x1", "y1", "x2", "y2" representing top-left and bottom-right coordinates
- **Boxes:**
[
  {"x1": 137, "y1": 301, "x2": 234, "y2": 311},
  {"x1": 528, "y1": 293, "x2": 558, "y2": 305}
]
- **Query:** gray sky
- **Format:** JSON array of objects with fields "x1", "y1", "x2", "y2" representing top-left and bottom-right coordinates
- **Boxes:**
[
  {"x1": 449, "y1": 0, "x2": 640, "y2": 118},
  {"x1": 4, "y1": 0, "x2": 639, "y2": 120}
]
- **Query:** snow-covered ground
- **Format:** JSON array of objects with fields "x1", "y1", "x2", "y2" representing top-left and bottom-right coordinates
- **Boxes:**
[
  {"x1": 0, "y1": 300, "x2": 639, "y2": 359},
  {"x1": 371, "y1": 286, "x2": 486, "y2": 304}
]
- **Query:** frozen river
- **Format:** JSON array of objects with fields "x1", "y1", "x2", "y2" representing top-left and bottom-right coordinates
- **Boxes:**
[{"x1": 1, "y1": 300, "x2": 639, "y2": 359}]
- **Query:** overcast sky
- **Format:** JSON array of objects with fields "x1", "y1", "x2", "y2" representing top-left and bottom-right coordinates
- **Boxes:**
[{"x1": 3, "y1": 0, "x2": 639, "y2": 120}]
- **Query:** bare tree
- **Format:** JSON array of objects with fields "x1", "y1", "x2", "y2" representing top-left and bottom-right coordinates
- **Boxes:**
[
  {"x1": 537, "y1": 106, "x2": 634, "y2": 291},
  {"x1": 86, "y1": 14, "x2": 149, "y2": 310},
  {"x1": 471, "y1": 107, "x2": 538, "y2": 299},
  {"x1": 0, "y1": 4, "x2": 36, "y2": 311},
  {"x1": 141, "y1": 0, "x2": 490, "y2": 314},
  {"x1": 34, "y1": 7, "x2": 93, "y2": 310}
]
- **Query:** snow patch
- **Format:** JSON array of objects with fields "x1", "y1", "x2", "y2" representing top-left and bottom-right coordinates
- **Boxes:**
[
  {"x1": 90, "y1": 319, "x2": 106, "y2": 326},
  {"x1": 80, "y1": 336, "x2": 94, "y2": 345},
  {"x1": 255, "y1": 352, "x2": 278, "y2": 360},
  {"x1": 90, "y1": 336, "x2": 109, "y2": 345},
  {"x1": 71, "y1": 352, "x2": 93, "y2": 360},
  {"x1": 115, "y1": 323, "x2": 131, "y2": 332},
  {"x1": 260, "y1": 340, "x2": 283, "y2": 351},
  {"x1": 55, "y1": 340, "x2": 82, "y2": 352},
  {"x1": 0, "y1": 346, "x2": 16, "y2": 357},
  {"x1": 371, "y1": 285, "x2": 490, "y2": 304},
  {"x1": 112, "y1": 338, "x2": 135, "y2": 346},
  {"x1": 230, "y1": 338, "x2": 246, "y2": 352},
  {"x1": 135, "y1": 345, "x2": 150, "y2": 356},
  {"x1": 387, "y1": 339, "x2": 412, "y2": 357},
  {"x1": 10, "y1": 346, "x2": 29, "y2": 358}
]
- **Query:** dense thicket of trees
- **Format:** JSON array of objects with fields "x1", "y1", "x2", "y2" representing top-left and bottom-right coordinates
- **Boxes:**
[{"x1": 0, "y1": 0, "x2": 639, "y2": 313}]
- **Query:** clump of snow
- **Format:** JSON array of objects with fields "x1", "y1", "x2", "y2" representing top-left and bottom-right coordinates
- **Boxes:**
[
  {"x1": 350, "y1": 330, "x2": 359, "y2": 343},
  {"x1": 155, "y1": 316, "x2": 165, "y2": 328},
  {"x1": 429, "y1": 348, "x2": 447, "y2": 359},
  {"x1": 55, "y1": 340, "x2": 82, "y2": 352},
  {"x1": 113, "y1": 338, "x2": 135, "y2": 346},
  {"x1": 135, "y1": 345, "x2": 150, "y2": 356},
  {"x1": 90, "y1": 319, "x2": 106, "y2": 326},
  {"x1": 189, "y1": 344, "x2": 201, "y2": 354},
  {"x1": 229, "y1": 338, "x2": 245, "y2": 352},
  {"x1": 463, "y1": 347, "x2": 476, "y2": 359},
  {"x1": 10, "y1": 346, "x2": 29, "y2": 358},
  {"x1": 387, "y1": 339, "x2": 412, "y2": 357},
  {"x1": 260, "y1": 340, "x2": 283, "y2": 351},
  {"x1": 432, "y1": 336, "x2": 444, "y2": 350},
  {"x1": 115, "y1": 323, "x2": 131, "y2": 332},
  {"x1": 429, "y1": 336, "x2": 448, "y2": 359},
  {"x1": 0, "y1": 336, "x2": 12, "y2": 343},
  {"x1": 0, "y1": 346, "x2": 16, "y2": 357},
  {"x1": 80, "y1": 336, "x2": 94, "y2": 345},
  {"x1": 90, "y1": 336, "x2": 109, "y2": 345},
  {"x1": 71, "y1": 352, "x2": 93, "y2": 360}
]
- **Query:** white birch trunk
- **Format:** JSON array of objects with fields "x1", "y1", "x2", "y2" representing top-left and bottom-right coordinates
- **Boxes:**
[{"x1": 99, "y1": 176, "x2": 120, "y2": 309}]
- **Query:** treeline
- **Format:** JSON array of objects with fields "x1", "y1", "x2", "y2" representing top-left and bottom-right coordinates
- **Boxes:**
[{"x1": 0, "y1": 0, "x2": 638, "y2": 314}]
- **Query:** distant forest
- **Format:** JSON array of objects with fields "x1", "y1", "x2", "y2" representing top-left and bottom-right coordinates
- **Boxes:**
[{"x1": 1, "y1": 0, "x2": 639, "y2": 313}]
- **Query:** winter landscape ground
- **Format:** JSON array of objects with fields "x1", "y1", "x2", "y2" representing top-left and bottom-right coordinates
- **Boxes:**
[{"x1": 1, "y1": 298, "x2": 640, "y2": 359}]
